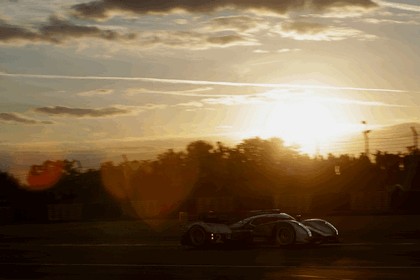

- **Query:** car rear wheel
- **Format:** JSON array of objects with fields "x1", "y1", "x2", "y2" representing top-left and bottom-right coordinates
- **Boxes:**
[
  {"x1": 189, "y1": 226, "x2": 207, "y2": 247},
  {"x1": 274, "y1": 224, "x2": 296, "y2": 246}
]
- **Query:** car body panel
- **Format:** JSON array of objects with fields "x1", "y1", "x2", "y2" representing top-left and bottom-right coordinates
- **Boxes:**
[
  {"x1": 229, "y1": 214, "x2": 312, "y2": 244},
  {"x1": 180, "y1": 211, "x2": 339, "y2": 247},
  {"x1": 301, "y1": 218, "x2": 339, "y2": 243},
  {"x1": 190, "y1": 221, "x2": 232, "y2": 235}
]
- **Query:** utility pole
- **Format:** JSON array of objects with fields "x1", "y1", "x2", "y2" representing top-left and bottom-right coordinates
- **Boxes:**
[
  {"x1": 315, "y1": 140, "x2": 320, "y2": 159},
  {"x1": 411, "y1": 126, "x2": 418, "y2": 151},
  {"x1": 362, "y1": 121, "x2": 371, "y2": 159}
]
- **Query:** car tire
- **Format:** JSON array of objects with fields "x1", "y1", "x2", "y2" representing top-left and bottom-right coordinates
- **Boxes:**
[
  {"x1": 189, "y1": 225, "x2": 207, "y2": 247},
  {"x1": 274, "y1": 224, "x2": 296, "y2": 246}
]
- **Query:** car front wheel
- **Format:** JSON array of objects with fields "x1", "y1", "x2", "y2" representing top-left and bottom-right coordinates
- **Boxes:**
[{"x1": 274, "y1": 224, "x2": 296, "y2": 246}]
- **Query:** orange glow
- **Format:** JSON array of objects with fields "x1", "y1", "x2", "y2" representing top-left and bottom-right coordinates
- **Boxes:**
[
  {"x1": 26, "y1": 160, "x2": 64, "y2": 191},
  {"x1": 100, "y1": 160, "x2": 198, "y2": 231}
]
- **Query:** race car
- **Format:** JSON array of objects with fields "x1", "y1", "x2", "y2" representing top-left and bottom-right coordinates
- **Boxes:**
[{"x1": 180, "y1": 210, "x2": 339, "y2": 248}]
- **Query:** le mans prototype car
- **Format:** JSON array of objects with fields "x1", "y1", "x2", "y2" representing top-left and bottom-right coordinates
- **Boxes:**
[{"x1": 180, "y1": 210, "x2": 339, "y2": 248}]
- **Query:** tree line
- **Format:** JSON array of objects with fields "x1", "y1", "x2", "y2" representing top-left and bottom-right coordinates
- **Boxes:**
[{"x1": 1, "y1": 137, "x2": 420, "y2": 222}]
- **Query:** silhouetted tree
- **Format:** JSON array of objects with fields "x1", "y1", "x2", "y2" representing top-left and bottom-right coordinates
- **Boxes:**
[{"x1": 0, "y1": 171, "x2": 21, "y2": 206}]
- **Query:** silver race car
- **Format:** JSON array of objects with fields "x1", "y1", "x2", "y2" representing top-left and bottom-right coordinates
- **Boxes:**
[{"x1": 180, "y1": 210, "x2": 339, "y2": 248}]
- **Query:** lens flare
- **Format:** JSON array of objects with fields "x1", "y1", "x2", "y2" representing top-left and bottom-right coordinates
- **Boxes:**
[
  {"x1": 100, "y1": 159, "x2": 198, "y2": 231},
  {"x1": 26, "y1": 160, "x2": 64, "y2": 191}
]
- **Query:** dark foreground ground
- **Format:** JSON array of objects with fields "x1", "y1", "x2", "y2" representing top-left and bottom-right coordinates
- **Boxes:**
[{"x1": 1, "y1": 215, "x2": 420, "y2": 279}]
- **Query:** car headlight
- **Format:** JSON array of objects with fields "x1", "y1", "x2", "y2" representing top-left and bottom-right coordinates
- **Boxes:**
[
  {"x1": 298, "y1": 222, "x2": 312, "y2": 237},
  {"x1": 306, "y1": 227, "x2": 312, "y2": 237}
]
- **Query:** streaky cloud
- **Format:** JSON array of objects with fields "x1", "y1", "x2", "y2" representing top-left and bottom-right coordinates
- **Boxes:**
[
  {"x1": 34, "y1": 106, "x2": 132, "y2": 118},
  {"x1": 201, "y1": 92, "x2": 409, "y2": 107},
  {"x1": 125, "y1": 87, "x2": 232, "y2": 97},
  {"x1": 77, "y1": 88, "x2": 114, "y2": 96},
  {"x1": 0, "y1": 112, "x2": 53, "y2": 125},
  {"x1": 275, "y1": 21, "x2": 377, "y2": 41},
  {"x1": 377, "y1": 0, "x2": 420, "y2": 12},
  {"x1": 137, "y1": 30, "x2": 258, "y2": 49},
  {"x1": 0, "y1": 16, "x2": 136, "y2": 44},
  {"x1": 72, "y1": 0, "x2": 378, "y2": 19},
  {"x1": 0, "y1": 72, "x2": 410, "y2": 94}
]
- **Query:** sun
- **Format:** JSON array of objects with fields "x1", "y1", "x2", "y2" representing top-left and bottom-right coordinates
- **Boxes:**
[{"x1": 237, "y1": 90, "x2": 351, "y2": 155}]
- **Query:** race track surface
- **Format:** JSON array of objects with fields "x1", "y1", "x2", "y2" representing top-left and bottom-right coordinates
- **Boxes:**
[{"x1": 1, "y1": 215, "x2": 420, "y2": 279}]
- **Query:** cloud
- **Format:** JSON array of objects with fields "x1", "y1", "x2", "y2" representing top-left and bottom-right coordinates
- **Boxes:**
[
  {"x1": 361, "y1": 18, "x2": 419, "y2": 25},
  {"x1": 317, "y1": 96, "x2": 408, "y2": 107},
  {"x1": 204, "y1": 15, "x2": 268, "y2": 33},
  {"x1": 77, "y1": 88, "x2": 114, "y2": 96},
  {"x1": 253, "y1": 49, "x2": 270, "y2": 54},
  {"x1": 310, "y1": 0, "x2": 378, "y2": 16},
  {"x1": 0, "y1": 16, "x2": 136, "y2": 44},
  {"x1": 174, "y1": 19, "x2": 189, "y2": 25},
  {"x1": 0, "y1": 20, "x2": 39, "y2": 42},
  {"x1": 202, "y1": 95, "x2": 268, "y2": 106},
  {"x1": 176, "y1": 101, "x2": 204, "y2": 108},
  {"x1": 0, "y1": 72, "x2": 408, "y2": 93},
  {"x1": 377, "y1": 0, "x2": 420, "y2": 13},
  {"x1": 201, "y1": 90, "x2": 408, "y2": 108},
  {"x1": 72, "y1": 0, "x2": 378, "y2": 19},
  {"x1": 0, "y1": 112, "x2": 53, "y2": 125},
  {"x1": 137, "y1": 30, "x2": 258, "y2": 49},
  {"x1": 206, "y1": 34, "x2": 256, "y2": 46},
  {"x1": 311, "y1": 0, "x2": 377, "y2": 10},
  {"x1": 39, "y1": 16, "x2": 136, "y2": 43},
  {"x1": 139, "y1": 104, "x2": 168, "y2": 110},
  {"x1": 126, "y1": 87, "x2": 218, "y2": 97},
  {"x1": 275, "y1": 21, "x2": 377, "y2": 41},
  {"x1": 277, "y1": 48, "x2": 301, "y2": 53},
  {"x1": 0, "y1": 16, "x2": 254, "y2": 49},
  {"x1": 253, "y1": 48, "x2": 301, "y2": 54},
  {"x1": 34, "y1": 106, "x2": 132, "y2": 118}
]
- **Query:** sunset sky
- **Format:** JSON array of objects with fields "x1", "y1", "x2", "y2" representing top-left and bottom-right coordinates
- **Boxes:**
[{"x1": 1, "y1": 0, "x2": 419, "y2": 178}]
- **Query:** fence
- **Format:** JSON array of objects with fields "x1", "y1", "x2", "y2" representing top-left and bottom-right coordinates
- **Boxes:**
[
  {"x1": 350, "y1": 191, "x2": 390, "y2": 213},
  {"x1": 274, "y1": 191, "x2": 391, "y2": 214},
  {"x1": 273, "y1": 194, "x2": 312, "y2": 214},
  {"x1": 0, "y1": 191, "x2": 399, "y2": 224},
  {"x1": 47, "y1": 204, "x2": 83, "y2": 221}
]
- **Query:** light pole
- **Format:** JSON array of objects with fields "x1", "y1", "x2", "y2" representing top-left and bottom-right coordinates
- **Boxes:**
[
  {"x1": 362, "y1": 121, "x2": 371, "y2": 159},
  {"x1": 411, "y1": 126, "x2": 418, "y2": 151}
]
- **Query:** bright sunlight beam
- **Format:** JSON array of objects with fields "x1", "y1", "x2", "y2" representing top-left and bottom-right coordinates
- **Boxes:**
[{"x1": 239, "y1": 89, "x2": 353, "y2": 155}]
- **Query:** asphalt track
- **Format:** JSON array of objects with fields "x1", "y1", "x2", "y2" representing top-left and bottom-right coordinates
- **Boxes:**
[{"x1": 1, "y1": 216, "x2": 420, "y2": 279}]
